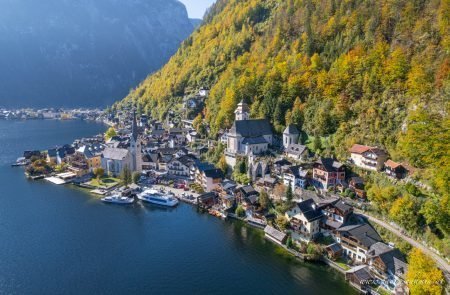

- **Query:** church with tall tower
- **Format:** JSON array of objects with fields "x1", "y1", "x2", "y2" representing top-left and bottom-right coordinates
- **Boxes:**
[
  {"x1": 129, "y1": 110, "x2": 142, "y2": 173},
  {"x1": 225, "y1": 100, "x2": 273, "y2": 167}
]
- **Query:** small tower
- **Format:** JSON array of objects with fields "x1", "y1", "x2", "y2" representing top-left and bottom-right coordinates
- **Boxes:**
[
  {"x1": 283, "y1": 124, "x2": 300, "y2": 149},
  {"x1": 234, "y1": 100, "x2": 250, "y2": 121}
]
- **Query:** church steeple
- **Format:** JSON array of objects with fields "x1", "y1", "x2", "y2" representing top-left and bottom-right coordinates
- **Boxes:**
[
  {"x1": 131, "y1": 110, "x2": 138, "y2": 142},
  {"x1": 235, "y1": 100, "x2": 250, "y2": 121}
]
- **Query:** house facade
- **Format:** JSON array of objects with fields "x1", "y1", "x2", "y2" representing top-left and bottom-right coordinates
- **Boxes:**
[
  {"x1": 285, "y1": 144, "x2": 308, "y2": 161},
  {"x1": 312, "y1": 158, "x2": 345, "y2": 190},
  {"x1": 336, "y1": 224, "x2": 383, "y2": 264},
  {"x1": 285, "y1": 199, "x2": 322, "y2": 242},
  {"x1": 349, "y1": 144, "x2": 388, "y2": 171},
  {"x1": 283, "y1": 165, "x2": 308, "y2": 190}
]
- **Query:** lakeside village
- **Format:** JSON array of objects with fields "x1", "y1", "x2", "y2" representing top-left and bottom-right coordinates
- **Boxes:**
[
  {"x1": 0, "y1": 107, "x2": 104, "y2": 121},
  {"x1": 13, "y1": 97, "x2": 427, "y2": 295}
]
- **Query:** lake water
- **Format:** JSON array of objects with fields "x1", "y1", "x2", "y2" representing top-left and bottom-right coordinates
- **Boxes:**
[{"x1": 0, "y1": 120, "x2": 355, "y2": 294}]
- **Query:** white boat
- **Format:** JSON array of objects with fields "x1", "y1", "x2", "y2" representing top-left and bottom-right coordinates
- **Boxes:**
[
  {"x1": 137, "y1": 189, "x2": 178, "y2": 207},
  {"x1": 11, "y1": 157, "x2": 29, "y2": 167},
  {"x1": 101, "y1": 194, "x2": 134, "y2": 204}
]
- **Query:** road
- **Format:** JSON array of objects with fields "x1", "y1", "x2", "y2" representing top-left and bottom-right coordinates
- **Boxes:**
[{"x1": 355, "y1": 209, "x2": 450, "y2": 275}]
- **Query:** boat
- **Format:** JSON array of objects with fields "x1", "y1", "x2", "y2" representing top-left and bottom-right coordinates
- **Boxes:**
[
  {"x1": 11, "y1": 157, "x2": 29, "y2": 167},
  {"x1": 137, "y1": 189, "x2": 179, "y2": 207},
  {"x1": 101, "y1": 194, "x2": 134, "y2": 204}
]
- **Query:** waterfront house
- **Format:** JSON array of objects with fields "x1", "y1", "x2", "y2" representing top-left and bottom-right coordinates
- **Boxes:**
[
  {"x1": 199, "y1": 168, "x2": 224, "y2": 192},
  {"x1": 264, "y1": 225, "x2": 287, "y2": 245},
  {"x1": 236, "y1": 185, "x2": 259, "y2": 212},
  {"x1": 325, "y1": 243, "x2": 343, "y2": 259},
  {"x1": 384, "y1": 160, "x2": 408, "y2": 179},
  {"x1": 77, "y1": 144, "x2": 104, "y2": 172},
  {"x1": 283, "y1": 165, "x2": 308, "y2": 190},
  {"x1": 345, "y1": 265, "x2": 374, "y2": 293},
  {"x1": 168, "y1": 155, "x2": 197, "y2": 178},
  {"x1": 285, "y1": 199, "x2": 322, "y2": 242},
  {"x1": 349, "y1": 144, "x2": 388, "y2": 172},
  {"x1": 336, "y1": 224, "x2": 382, "y2": 264},
  {"x1": 197, "y1": 192, "x2": 218, "y2": 209},
  {"x1": 312, "y1": 158, "x2": 345, "y2": 191},
  {"x1": 367, "y1": 242, "x2": 408, "y2": 292}
]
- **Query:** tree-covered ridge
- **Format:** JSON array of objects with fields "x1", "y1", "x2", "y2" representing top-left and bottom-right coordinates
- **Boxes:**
[{"x1": 119, "y1": 0, "x2": 449, "y2": 192}]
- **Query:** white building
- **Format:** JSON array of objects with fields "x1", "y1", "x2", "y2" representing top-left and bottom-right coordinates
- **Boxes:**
[
  {"x1": 283, "y1": 124, "x2": 300, "y2": 149},
  {"x1": 285, "y1": 199, "x2": 322, "y2": 242},
  {"x1": 349, "y1": 144, "x2": 388, "y2": 172},
  {"x1": 225, "y1": 101, "x2": 273, "y2": 167}
]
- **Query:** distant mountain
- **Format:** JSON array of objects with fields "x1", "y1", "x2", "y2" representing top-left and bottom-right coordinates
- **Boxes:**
[
  {"x1": 189, "y1": 18, "x2": 203, "y2": 28},
  {"x1": 0, "y1": 0, "x2": 194, "y2": 108}
]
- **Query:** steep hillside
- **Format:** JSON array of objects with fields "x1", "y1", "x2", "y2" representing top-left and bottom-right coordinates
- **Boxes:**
[
  {"x1": 0, "y1": 0, "x2": 194, "y2": 107},
  {"x1": 120, "y1": 0, "x2": 449, "y2": 195}
]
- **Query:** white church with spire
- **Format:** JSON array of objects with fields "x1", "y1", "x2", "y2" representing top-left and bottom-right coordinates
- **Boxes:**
[{"x1": 101, "y1": 110, "x2": 142, "y2": 176}]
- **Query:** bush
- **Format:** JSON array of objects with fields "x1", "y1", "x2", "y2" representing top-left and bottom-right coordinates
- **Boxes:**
[{"x1": 235, "y1": 205, "x2": 246, "y2": 217}]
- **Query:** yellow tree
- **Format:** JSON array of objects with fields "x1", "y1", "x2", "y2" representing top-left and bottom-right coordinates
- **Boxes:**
[{"x1": 406, "y1": 248, "x2": 444, "y2": 295}]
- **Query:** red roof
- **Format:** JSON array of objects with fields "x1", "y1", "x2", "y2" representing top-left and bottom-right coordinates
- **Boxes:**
[
  {"x1": 349, "y1": 144, "x2": 372, "y2": 154},
  {"x1": 385, "y1": 159, "x2": 402, "y2": 169}
]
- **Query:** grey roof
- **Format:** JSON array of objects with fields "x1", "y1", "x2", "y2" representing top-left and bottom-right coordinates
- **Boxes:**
[
  {"x1": 203, "y1": 168, "x2": 224, "y2": 179},
  {"x1": 177, "y1": 155, "x2": 197, "y2": 167},
  {"x1": 338, "y1": 224, "x2": 382, "y2": 248},
  {"x1": 142, "y1": 153, "x2": 158, "y2": 163},
  {"x1": 286, "y1": 165, "x2": 307, "y2": 178},
  {"x1": 230, "y1": 119, "x2": 272, "y2": 137},
  {"x1": 286, "y1": 144, "x2": 307, "y2": 156},
  {"x1": 346, "y1": 265, "x2": 373, "y2": 281},
  {"x1": 368, "y1": 242, "x2": 392, "y2": 257},
  {"x1": 102, "y1": 147, "x2": 129, "y2": 161},
  {"x1": 297, "y1": 199, "x2": 322, "y2": 222},
  {"x1": 283, "y1": 124, "x2": 300, "y2": 135},
  {"x1": 240, "y1": 185, "x2": 258, "y2": 196},
  {"x1": 242, "y1": 136, "x2": 268, "y2": 145},
  {"x1": 326, "y1": 242, "x2": 343, "y2": 253},
  {"x1": 264, "y1": 226, "x2": 287, "y2": 242},
  {"x1": 334, "y1": 201, "x2": 353, "y2": 213},
  {"x1": 315, "y1": 157, "x2": 344, "y2": 172}
]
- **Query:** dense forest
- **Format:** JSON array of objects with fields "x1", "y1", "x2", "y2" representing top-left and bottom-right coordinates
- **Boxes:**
[{"x1": 117, "y1": 0, "x2": 449, "y2": 253}]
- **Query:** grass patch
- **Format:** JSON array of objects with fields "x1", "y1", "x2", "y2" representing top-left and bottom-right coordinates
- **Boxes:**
[
  {"x1": 335, "y1": 257, "x2": 351, "y2": 270},
  {"x1": 89, "y1": 177, "x2": 120, "y2": 188}
]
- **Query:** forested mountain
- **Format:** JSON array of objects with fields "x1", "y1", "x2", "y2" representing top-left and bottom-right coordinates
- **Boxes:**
[
  {"x1": 119, "y1": 0, "x2": 449, "y2": 245},
  {"x1": 0, "y1": 0, "x2": 194, "y2": 107}
]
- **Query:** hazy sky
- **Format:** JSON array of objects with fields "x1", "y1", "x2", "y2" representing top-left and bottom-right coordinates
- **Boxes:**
[{"x1": 179, "y1": 0, "x2": 216, "y2": 19}]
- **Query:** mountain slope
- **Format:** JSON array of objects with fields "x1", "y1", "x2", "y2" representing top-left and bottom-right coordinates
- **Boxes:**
[
  {"x1": 0, "y1": 0, "x2": 194, "y2": 107},
  {"x1": 120, "y1": 0, "x2": 449, "y2": 194}
]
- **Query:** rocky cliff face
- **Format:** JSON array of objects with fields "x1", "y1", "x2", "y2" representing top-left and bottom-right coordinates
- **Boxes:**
[{"x1": 0, "y1": 0, "x2": 194, "y2": 107}]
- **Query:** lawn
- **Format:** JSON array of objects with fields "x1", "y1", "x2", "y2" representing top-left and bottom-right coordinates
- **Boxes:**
[
  {"x1": 89, "y1": 177, "x2": 121, "y2": 188},
  {"x1": 334, "y1": 257, "x2": 351, "y2": 270}
]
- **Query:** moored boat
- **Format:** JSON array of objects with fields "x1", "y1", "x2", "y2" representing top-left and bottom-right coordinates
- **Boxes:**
[
  {"x1": 101, "y1": 194, "x2": 134, "y2": 204},
  {"x1": 137, "y1": 189, "x2": 178, "y2": 207}
]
